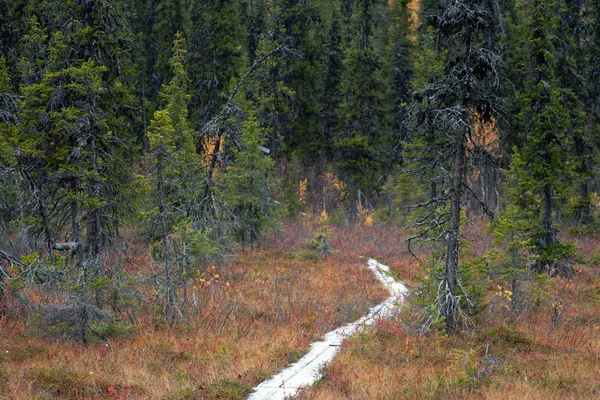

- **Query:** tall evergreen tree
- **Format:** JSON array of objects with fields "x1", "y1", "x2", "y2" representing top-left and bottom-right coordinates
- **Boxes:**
[
  {"x1": 0, "y1": 0, "x2": 15, "y2": 60},
  {"x1": 321, "y1": 8, "x2": 344, "y2": 162},
  {"x1": 152, "y1": 0, "x2": 190, "y2": 96},
  {"x1": 219, "y1": 114, "x2": 277, "y2": 247},
  {"x1": 0, "y1": 57, "x2": 19, "y2": 232},
  {"x1": 554, "y1": 0, "x2": 591, "y2": 225},
  {"x1": 146, "y1": 33, "x2": 206, "y2": 319},
  {"x1": 242, "y1": 0, "x2": 268, "y2": 64},
  {"x1": 407, "y1": 0, "x2": 502, "y2": 331},
  {"x1": 12, "y1": 0, "x2": 135, "y2": 340},
  {"x1": 269, "y1": 0, "x2": 324, "y2": 161},
  {"x1": 333, "y1": 0, "x2": 390, "y2": 224},
  {"x1": 389, "y1": 0, "x2": 414, "y2": 162},
  {"x1": 512, "y1": 0, "x2": 574, "y2": 277},
  {"x1": 17, "y1": 15, "x2": 48, "y2": 86}
]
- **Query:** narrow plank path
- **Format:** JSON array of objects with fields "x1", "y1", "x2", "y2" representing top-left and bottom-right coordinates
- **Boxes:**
[{"x1": 248, "y1": 258, "x2": 408, "y2": 400}]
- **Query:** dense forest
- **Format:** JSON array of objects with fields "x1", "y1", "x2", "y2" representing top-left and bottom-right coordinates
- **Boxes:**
[{"x1": 1, "y1": 0, "x2": 600, "y2": 398}]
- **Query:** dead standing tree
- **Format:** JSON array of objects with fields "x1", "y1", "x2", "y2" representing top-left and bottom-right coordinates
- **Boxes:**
[{"x1": 406, "y1": 0, "x2": 502, "y2": 332}]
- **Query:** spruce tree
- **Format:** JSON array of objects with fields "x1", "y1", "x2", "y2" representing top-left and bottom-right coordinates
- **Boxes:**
[
  {"x1": 555, "y1": 0, "x2": 592, "y2": 225},
  {"x1": 152, "y1": 0, "x2": 190, "y2": 96},
  {"x1": 407, "y1": 0, "x2": 502, "y2": 331},
  {"x1": 0, "y1": 0, "x2": 15, "y2": 60},
  {"x1": 146, "y1": 33, "x2": 206, "y2": 319},
  {"x1": 219, "y1": 114, "x2": 277, "y2": 247},
  {"x1": 512, "y1": 0, "x2": 574, "y2": 277},
  {"x1": 333, "y1": 0, "x2": 390, "y2": 224},
  {"x1": 17, "y1": 15, "x2": 48, "y2": 86},
  {"x1": 242, "y1": 0, "x2": 268, "y2": 64},
  {"x1": 188, "y1": 0, "x2": 245, "y2": 130},
  {"x1": 19, "y1": 56, "x2": 129, "y2": 341},
  {"x1": 389, "y1": 0, "x2": 414, "y2": 162},
  {"x1": 269, "y1": 0, "x2": 324, "y2": 162},
  {"x1": 0, "y1": 57, "x2": 19, "y2": 232},
  {"x1": 13, "y1": 0, "x2": 135, "y2": 340},
  {"x1": 321, "y1": 7, "x2": 344, "y2": 163}
]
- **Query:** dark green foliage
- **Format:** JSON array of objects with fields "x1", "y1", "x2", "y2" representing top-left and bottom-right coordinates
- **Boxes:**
[
  {"x1": 555, "y1": 0, "x2": 595, "y2": 226},
  {"x1": 388, "y1": 0, "x2": 414, "y2": 163},
  {"x1": 241, "y1": 0, "x2": 268, "y2": 64},
  {"x1": 268, "y1": 0, "x2": 325, "y2": 162},
  {"x1": 0, "y1": 0, "x2": 15, "y2": 60},
  {"x1": 8, "y1": 0, "x2": 135, "y2": 341},
  {"x1": 152, "y1": 0, "x2": 190, "y2": 94},
  {"x1": 3, "y1": 0, "x2": 600, "y2": 339},
  {"x1": 333, "y1": 0, "x2": 390, "y2": 224},
  {"x1": 511, "y1": 0, "x2": 574, "y2": 277},
  {"x1": 219, "y1": 114, "x2": 278, "y2": 247},
  {"x1": 188, "y1": 0, "x2": 245, "y2": 128},
  {"x1": 145, "y1": 34, "x2": 217, "y2": 319},
  {"x1": 321, "y1": 8, "x2": 344, "y2": 161}
]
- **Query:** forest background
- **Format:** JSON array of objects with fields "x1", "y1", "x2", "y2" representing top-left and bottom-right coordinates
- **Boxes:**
[{"x1": 1, "y1": 0, "x2": 600, "y2": 398}]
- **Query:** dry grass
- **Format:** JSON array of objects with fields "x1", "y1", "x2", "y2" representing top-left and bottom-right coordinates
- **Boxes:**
[
  {"x1": 296, "y1": 225, "x2": 600, "y2": 400},
  {"x1": 0, "y1": 220, "x2": 410, "y2": 399}
]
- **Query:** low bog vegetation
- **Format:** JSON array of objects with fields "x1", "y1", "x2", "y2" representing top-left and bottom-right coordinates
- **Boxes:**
[
  {"x1": 296, "y1": 227, "x2": 600, "y2": 400},
  {"x1": 0, "y1": 221, "x2": 400, "y2": 399}
]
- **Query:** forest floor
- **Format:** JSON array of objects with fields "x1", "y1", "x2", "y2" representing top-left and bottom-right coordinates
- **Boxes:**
[
  {"x1": 2, "y1": 220, "x2": 599, "y2": 399},
  {"x1": 0, "y1": 222, "x2": 412, "y2": 399},
  {"x1": 295, "y1": 225, "x2": 600, "y2": 400}
]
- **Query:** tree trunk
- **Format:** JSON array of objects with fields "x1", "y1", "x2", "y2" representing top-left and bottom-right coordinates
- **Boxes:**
[
  {"x1": 157, "y1": 154, "x2": 179, "y2": 319},
  {"x1": 87, "y1": 133, "x2": 103, "y2": 308},
  {"x1": 542, "y1": 183, "x2": 556, "y2": 252},
  {"x1": 444, "y1": 135, "x2": 466, "y2": 332},
  {"x1": 70, "y1": 180, "x2": 88, "y2": 343},
  {"x1": 579, "y1": 180, "x2": 592, "y2": 225},
  {"x1": 574, "y1": 129, "x2": 592, "y2": 225}
]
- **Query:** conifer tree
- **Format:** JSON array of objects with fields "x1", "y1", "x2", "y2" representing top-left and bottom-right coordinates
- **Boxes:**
[
  {"x1": 407, "y1": 0, "x2": 502, "y2": 331},
  {"x1": 219, "y1": 114, "x2": 277, "y2": 247},
  {"x1": 269, "y1": 0, "x2": 324, "y2": 161},
  {"x1": 152, "y1": 0, "x2": 190, "y2": 95},
  {"x1": 321, "y1": 8, "x2": 344, "y2": 162},
  {"x1": 242, "y1": 0, "x2": 268, "y2": 64},
  {"x1": 333, "y1": 0, "x2": 390, "y2": 224},
  {"x1": 389, "y1": 0, "x2": 414, "y2": 162},
  {"x1": 146, "y1": 33, "x2": 206, "y2": 319},
  {"x1": 19, "y1": 57, "x2": 129, "y2": 341},
  {"x1": 0, "y1": 0, "x2": 15, "y2": 60},
  {"x1": 188, "y1": 0, "x2": 245, "y2": 129},
  {"x1": 555, "y1": 0, "x2": 592, "y2": 225},
  {"x1": 13, "y1": 0, "x2": 135, "y2": 340},
  {"x1": 246, "y1": 35, "x2": 295, "y2": 160},
  {"x1": 512, "y1": 0, "x2": 574, "y2": 277},
  {"x1": 0, "y1": 57, "x2": 19, "y2": 231},
  {"x1": 17, "y1": 15, "x2": 48, "y2": 86}
]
